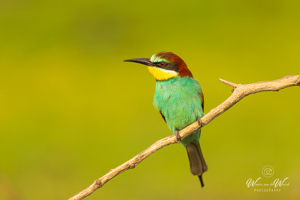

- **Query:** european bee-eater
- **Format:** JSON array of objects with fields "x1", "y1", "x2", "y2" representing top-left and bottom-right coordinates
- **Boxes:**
[{"x1": 124, "y1": 52, "x2": 208, "y2": 187}]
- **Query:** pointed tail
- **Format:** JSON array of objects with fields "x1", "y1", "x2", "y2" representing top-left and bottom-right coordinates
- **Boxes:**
[{"x1": 186, "y1": 143, "x2": 208, "y2": 187}]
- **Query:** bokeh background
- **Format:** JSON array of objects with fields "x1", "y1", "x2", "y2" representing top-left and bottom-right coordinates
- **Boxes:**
[{"x1": 0, "y1": 0, "x2": 299, "y2": 199}]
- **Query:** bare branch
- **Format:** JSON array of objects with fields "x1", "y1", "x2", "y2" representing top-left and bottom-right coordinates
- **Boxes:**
[
  {"x1": 219, "y1": 78, "x2": 238, "y2": 88},
  {"x1": 69, "y1": 75, "x2": 300, "y2": 200}
]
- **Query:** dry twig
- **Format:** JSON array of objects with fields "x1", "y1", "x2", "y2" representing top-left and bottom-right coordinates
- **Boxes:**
[{"x1": 69, "y1": 75, "x2": 300, "y2": 200}]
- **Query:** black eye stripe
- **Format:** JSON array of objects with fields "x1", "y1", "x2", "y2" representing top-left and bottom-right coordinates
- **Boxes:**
[
  {"x1": 152, "y1": 62, "x2": 178, "y2": 72},
  {"x1": 153, "y1": 62, "x2": 165, "y2": 65}
]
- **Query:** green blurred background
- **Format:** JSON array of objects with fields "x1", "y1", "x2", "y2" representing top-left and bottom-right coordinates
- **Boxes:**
[{"x1": 0, "y1": 0, "x2": 299, "y2": 199}]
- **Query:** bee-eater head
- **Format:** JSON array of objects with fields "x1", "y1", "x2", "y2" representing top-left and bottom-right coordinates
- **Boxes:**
[{"x1": 124, "y1": 52, "x2": 193, "y2": 81}]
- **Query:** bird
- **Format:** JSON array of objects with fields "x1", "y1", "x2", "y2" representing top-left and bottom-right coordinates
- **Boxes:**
[{"x1": 124, "y1": 52, "x2": 208, "y2": 187}]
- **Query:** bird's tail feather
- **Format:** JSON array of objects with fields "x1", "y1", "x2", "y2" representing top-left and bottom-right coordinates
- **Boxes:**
[{"x1": 186, "y1": 143, "x2": 208, "y2": 187}]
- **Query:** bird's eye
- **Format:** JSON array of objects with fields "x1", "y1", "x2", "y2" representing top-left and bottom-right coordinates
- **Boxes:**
[{"x1": 159, "y1": 62, "x2": 166, "y2": 67}]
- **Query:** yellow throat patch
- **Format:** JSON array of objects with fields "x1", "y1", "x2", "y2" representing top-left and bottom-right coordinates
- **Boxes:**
[{"x1": 147, "y1": 66, "x2": 178, "y2": 81}]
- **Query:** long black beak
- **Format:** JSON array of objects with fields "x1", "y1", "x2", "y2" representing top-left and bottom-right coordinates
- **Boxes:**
[{"x1": 124, "y1": 58, "x2": 153, "y2": 66}]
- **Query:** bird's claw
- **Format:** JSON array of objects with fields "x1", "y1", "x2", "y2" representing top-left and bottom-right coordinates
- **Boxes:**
[
  {"x1": 175, "y1": 129, "x2": 181, "y2": 143},
  {"x1": 197, "y1": 118, "x2": 202, "y2": 127}
]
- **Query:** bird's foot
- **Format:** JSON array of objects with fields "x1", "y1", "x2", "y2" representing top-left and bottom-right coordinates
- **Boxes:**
[
  {"x1": 175, "y1": 129, "x2": 181, "y2": 143},
  {"x1": 197, "y1": 118, "x2": 202, "y2": 127}
]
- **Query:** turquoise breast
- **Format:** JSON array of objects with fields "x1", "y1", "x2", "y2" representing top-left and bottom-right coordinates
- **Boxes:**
[{"x1": 153, "y1": 76, "x2": 204, "y2": 146}]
